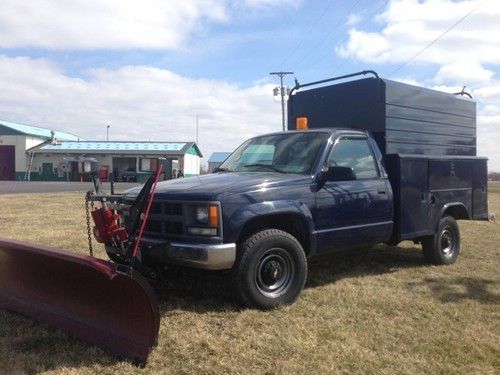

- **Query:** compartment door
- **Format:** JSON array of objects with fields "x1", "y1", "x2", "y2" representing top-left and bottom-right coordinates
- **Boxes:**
[
  {"x1": 399, "y1": 158, "x2": 431, "y2": 239},
  {"x1": 472, "y1": 159, "x2": 488, "y2": 219}
]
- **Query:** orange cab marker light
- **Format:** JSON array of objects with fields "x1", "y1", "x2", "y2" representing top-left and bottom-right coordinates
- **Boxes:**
[
  {"x1": 209, "y1": 206, "x2": 219, "y2": 227},
  {"x1": 296, "y1": 117, "x2": 308, "y2": 130}
]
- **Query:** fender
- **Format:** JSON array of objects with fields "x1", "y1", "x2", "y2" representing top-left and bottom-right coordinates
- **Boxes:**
[
  {"x1": 225, "y1": 200, "x2": 318, "y2": 255},
  {"x1": 435, "y1": 202, "x2": 470, "y2": 228}
]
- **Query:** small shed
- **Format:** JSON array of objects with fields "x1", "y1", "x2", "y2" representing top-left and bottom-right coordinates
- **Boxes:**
[{"x1": 208, "y1": 152, "x2": 231, "y2": 172}]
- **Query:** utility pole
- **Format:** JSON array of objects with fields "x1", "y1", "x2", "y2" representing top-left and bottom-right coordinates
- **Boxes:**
[
  {"x1": 270, "y1": 71, "x2": 294, "y2": 131},
  {"x1": 106, "y1": 125, "x2": 110, "y2": 141},
  {"x1": 196, "y1": 114, "x2": 199, "y2": 144}
]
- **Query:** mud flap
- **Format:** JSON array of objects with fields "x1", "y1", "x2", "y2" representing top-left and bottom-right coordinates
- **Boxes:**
[{"x1": 0, "y1": 238, "x2": 160, "y2": 365}]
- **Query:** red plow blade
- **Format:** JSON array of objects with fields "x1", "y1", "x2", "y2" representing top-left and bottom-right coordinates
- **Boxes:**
[{"x1": 0, "y1": 238, "x2": 159, "y2": 364}]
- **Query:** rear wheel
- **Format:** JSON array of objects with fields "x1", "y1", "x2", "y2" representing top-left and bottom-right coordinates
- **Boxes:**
[
  {"x1": 232, "y1": 229, "x2": 307, "y2": 309},
  {"x1": 422, "y1": 216, "x2": 460, "y2": 265}
]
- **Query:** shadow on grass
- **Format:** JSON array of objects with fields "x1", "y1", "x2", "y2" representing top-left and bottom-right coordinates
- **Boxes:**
[
  {"x1": 306, "y1": 244, "x2": 425, "y2": 288},
  {"x1": 408, "y1": 277, "x2": 500, "y2": 305},
  {"x1": 154, "y1": 244, "x2": 427, "y2": 316},
  {"x1": 154, "y1": 267, "x2": 236, "y2": 315}
]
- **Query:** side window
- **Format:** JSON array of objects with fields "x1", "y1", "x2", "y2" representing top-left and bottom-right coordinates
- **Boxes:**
[{"x1": 327, "y1": 137, "x2": 378, "y2": 179}]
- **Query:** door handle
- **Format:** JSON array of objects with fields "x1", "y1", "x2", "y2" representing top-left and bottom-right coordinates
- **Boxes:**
[{"x1": 430, "y1": 194, "x2": 436, "y2": 204}]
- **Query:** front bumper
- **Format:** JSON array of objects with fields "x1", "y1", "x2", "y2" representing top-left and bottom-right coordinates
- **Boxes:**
[
  {"x1": 129, "y1": 239, "x2": 236, "y2": 271},
  {"x1": 166, "y1": 242, "x2": 236, "y2": 270},
  {"x1": 108, "y1": 241, "x2": 236, "y2": 270}
]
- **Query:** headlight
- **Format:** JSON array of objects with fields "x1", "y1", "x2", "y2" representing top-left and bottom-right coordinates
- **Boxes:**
[
  {"x1": 195, "y1": 206, "x2": 209, "y2": 224},
  {"x1": 189, "y1": 204, "x2": 220, "y2": 236}
]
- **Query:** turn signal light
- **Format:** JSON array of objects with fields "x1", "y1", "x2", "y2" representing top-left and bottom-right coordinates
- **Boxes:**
[
  {"x1": 296, "y1": 117, "x2": 308, "y2": 130},
  {"x1": 209, "y1": 205, "x2": 219, "y2": 227}
]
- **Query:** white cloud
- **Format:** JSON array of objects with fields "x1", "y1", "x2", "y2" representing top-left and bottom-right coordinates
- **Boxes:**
[
  {"x1": 338, "y1": 0, "x2": 500, "y2": 67},
  {"x1": 336, "y1": 0, "x2": 500, "y2": 171},
  {"x1": 0, "y1": 0, "x2": 303, "y2": 50},
  {"x1": 475, "y1": 84, "x2": 500, "y2": 104},
  {"x1": 435, "y1": 61, "x2": 494, "y2": 84},
  {"x1": 0, "y1": 55, "x2": 282, "y2": 162},
  {"x1": 474, "y1": 82, "x2": 500, "y2": 171},
  {"x1": 0, "y1": 0, "x2": 228, "y2": 49},
  {"x1": 346, "y1": 13, "x2": 363, "y2": 27},
  {"x1": 0, "y1": 53, "x2": 497, "y2": 170},
  {"x1": 243, "y1": 0, "x2": 302, "y2": 8},
  {"x1": 477, "y1": 114, "x2": 500, "y2": 173}
]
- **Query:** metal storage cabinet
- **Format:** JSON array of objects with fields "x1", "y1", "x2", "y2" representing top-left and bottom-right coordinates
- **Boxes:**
[
  {"x1": 386, "y1": 154, "x2": 488, "y2": 241},
  {"x1": 385, "y1": 155, "x2": 430, "y2": 240},
  {"x1": 288, "y1": 77, "x2": 477, "y2": 157}
]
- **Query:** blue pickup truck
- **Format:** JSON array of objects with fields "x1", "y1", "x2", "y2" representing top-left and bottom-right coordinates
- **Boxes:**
[{"x1": 110, "y1": 72, "x2": 488, "y2": 309}]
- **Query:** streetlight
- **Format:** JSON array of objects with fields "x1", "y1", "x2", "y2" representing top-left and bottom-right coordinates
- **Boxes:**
[{"x1": 106, "y1": 125, "x2": 110, "y2": 141}]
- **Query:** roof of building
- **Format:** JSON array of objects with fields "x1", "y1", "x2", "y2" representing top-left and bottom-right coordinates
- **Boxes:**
[
  {"x1": 208, "y1": 152, "x2": 232, "y2": 163},
  {"x1": 0, "y1": 119, "x2": 83, "y2": 141},
  {"x1": 29, "y1": 141, "x2": 203, "y2": 157}
]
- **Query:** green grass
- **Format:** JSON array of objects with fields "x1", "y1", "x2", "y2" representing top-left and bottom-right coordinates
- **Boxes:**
[{"x1": 0, "y1": 190, "x2": 499, "y2": 374}]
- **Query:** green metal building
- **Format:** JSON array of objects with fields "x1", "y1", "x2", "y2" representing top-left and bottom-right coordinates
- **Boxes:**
[{"x1": 0, "y1": 119, "x2": 202, "y2": 181}]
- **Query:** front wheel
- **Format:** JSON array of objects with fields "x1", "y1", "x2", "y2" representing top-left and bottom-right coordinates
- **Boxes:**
[
  {"x1": 232, "y1": 229, "x2": 307, "y2": 310},
  {"x1": 422, "y1": 216, "x2": 460, "y2": 265}
]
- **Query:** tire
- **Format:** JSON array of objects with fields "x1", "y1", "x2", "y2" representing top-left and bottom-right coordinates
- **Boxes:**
[
  {"x1": 232, "y1": 229, "x2": 307, "y2": 310},
  {"x1": 422, "y1": 216, "x2": 460, "y2": 265}
]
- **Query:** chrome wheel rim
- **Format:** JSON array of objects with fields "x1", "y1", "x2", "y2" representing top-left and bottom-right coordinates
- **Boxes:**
[{"x1": 440, "y1": 228, "x2": 454, "y2": 258}]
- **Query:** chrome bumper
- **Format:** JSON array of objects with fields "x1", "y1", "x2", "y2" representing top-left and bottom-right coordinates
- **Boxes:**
[
  {"x1": 108, "y1": 239, "x2": 236, "y2": 270},
  {"x1": 164, "y1": 242, "x2": 236, "y2": 270}
]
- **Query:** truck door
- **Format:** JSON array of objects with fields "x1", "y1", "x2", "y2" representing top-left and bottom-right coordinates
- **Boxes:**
[{"x1": 313, "y1": 136, "x2": 393, "y2": 252}]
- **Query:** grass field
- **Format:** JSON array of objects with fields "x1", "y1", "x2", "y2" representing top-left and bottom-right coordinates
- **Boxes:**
[{"x1": 0, "y1": 187, "x2": 499, "y2": 374}]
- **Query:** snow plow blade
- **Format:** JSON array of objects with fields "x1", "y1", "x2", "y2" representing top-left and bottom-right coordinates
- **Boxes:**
[{"x1": 0, "y1": 238, "x2": 159, "y2": 364}]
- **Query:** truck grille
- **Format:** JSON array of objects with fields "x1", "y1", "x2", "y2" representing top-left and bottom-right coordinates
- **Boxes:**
[
  {"x1": 121, "y1": 200, "x2": 184, "y2": 239},
  {"x1": 144, "y1": 201, "x2": 184, "y2": 238},
  {"x1": 120, "y1": 199, "x2": 221, "y2": 241}
]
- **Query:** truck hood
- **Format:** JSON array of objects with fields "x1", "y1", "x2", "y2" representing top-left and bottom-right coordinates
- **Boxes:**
[{"x1": 124, "y1": 172, "x2": 312, "y2": 201}]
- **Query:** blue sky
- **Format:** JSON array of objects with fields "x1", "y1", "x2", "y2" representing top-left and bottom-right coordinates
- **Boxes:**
[
  {"x1": 2, "y1": 1, "x2": 392, "y2": 83},
  {"x1": 0, "y1": 0, "x2": 498, "y2": 169}
]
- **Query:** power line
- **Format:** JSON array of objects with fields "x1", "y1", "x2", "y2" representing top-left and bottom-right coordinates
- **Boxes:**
[
  {"x1": 295, "y1": 0, "x2": 363, "y2": 72},
  {"x1": 300, "y1": 0, "x2": 387, "y2": 74},
  {"x1": 279, "y1": 0, "x2": 337, "y2": 68},
  {"x1": 388, "y1": 0, "x2": 484, "y2": 78}
]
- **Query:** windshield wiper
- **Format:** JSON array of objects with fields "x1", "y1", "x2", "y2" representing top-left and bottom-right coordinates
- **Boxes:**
[
  {"x1": 212, "y1": 167, "x2": 230, "y2": 173},
  {"x1": 243, "y1": 163, "x2": 286, "y2": 173}
]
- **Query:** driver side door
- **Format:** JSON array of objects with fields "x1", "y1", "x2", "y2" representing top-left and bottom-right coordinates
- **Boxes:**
[{"x1": 313, "y1": 136, "x2": 393, "y2": 252}]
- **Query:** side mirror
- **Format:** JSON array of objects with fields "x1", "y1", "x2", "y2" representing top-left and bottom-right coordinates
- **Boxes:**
[{"x1": 326, "y1": 166, "x2": 356, "y2": 181}]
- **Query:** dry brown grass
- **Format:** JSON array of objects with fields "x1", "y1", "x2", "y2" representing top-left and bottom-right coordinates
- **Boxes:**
[{"x1": 0, "y1": 190, "x2": 499, "y2": 374}]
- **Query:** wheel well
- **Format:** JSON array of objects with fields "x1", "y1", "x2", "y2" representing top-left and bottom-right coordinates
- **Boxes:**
[
  {"x1": 443, "y1": 204, "x2": 470, "y2": 220},
  {"x1": 238, "y1": 214, "x2": 311, "y2": 255}
]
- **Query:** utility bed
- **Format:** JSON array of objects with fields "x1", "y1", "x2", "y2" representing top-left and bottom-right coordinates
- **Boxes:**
[
  {"x1": 288, "y1": 71, "x2": 488, "y2": 241},
  {"x1": 385, "y1": 154, "x2": 488, "y2": 241}
]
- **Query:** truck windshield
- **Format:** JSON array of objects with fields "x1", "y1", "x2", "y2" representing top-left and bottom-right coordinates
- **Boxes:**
[{"x1": 218, "y1": 132, "x2": 329, "y2": 174}]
